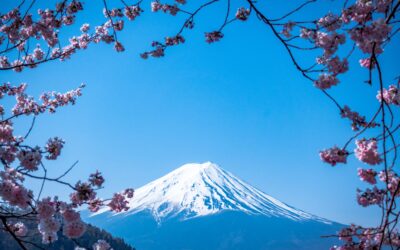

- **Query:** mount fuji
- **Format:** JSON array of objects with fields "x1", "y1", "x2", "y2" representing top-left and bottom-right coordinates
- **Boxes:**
[{"x1": 84, "y1": 162, "x2": 342, "y2": 250}]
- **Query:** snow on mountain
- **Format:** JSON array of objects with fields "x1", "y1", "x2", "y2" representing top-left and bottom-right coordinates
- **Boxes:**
[{"x1": 94, "y1": 162, "x2": 330, "y2": 223}]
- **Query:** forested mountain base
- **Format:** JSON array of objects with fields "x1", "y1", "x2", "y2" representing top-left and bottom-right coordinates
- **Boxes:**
[{"x1": 0, "y1": 221, "x2": 135, "y2": 250}]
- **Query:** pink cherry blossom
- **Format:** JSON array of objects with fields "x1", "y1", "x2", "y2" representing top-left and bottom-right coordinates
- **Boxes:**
[
  {"x1": 80, "y1": 23, "x2": 90, "y2": 33},
  {"x1": 0, "y1": 145, "x2": 17, "y2": 164},
  {"x1": 205, "y1": 31, "x2": 224, "y2": 43},
  {"x1": 93, "y1": 239, "x2": 112, "y2": 250},
  {"x1": 282, "y1": 22, "x2": 295, "y2": 38},
  {"x1": 348, "y1": 19, "x2": 391, "y2": 54},
  {"x1": 359, "y1": 58, "x2": 374, "y2": 68},
  {"x1": 113, "y1": 20, "x2": 124, "y2": 31},
  {"x1": 355, "y1": 138, "x2": 382, "y2": 165},
  {"x1": 320, "y1": 146, "x2": 348, "y2": 166},
  {"x1": 379, "y1": 171, "x2": 400, "y2": 196},
  {"x1": 108, "y1": 193, "x2": 129, "y2": 212},
  {"x1": 89, "y1": 171, "x2": 105, "y2": 187},
  {"x1": 0, "y1": 121, "x2": 14, "y2": 143},
  {"x1": 151, "y1": 2, "x2": 179, "y2": 15},
  {"x1": 63, "y1": 219, "x2": 86, "y2": 238},
  {"x1": 17, "y1": 147, "x2": 42, "y2": 171},
  {"x1": 0, "y1": 181, "x2": 32, "y2": 208},
  {"x1": 37, "y1": 197, "x2": 56, "y2": 219},
  {"x1": 235, "y1": 8, "x2": 250, "y2": 21},
  {"x1": 124, "y1": 6, "x2": 142, "y2": 20},
  {"x1": 357, "y1": 168, "x2": 377, "y2": 185},
  {"x1": 340, "y1": 105, "x2": 379, "y2": 131},
  {"x1": 10, "y1": 222, "x2": 28, "y2": 237},
  {"x1": 314, "y1": 74, "x2": 339, "y2": 89},
  {"x1": 41, "y1": 232, "x2": 58, "y2": 244},
  {"x1": 318, "y1": 13, "x2": 342, "y2": 31},
  {"x1": 45, "y1": 137, "x2": 65, "y2": 160},
  {"x1": 377, "y1": 85, "x2": 400, "y2": 105},
  {"x1": 325, "y1": 56, "x2": 348, "y2": 75},
  {"x1": 62, "y1": 207, "x2": 81, "y2": 223},
  {"x1": 313, "y1": 32, "x2": 345, "y2": 57},
  {"x1": 70, "y1": 181, "x2": 96, "y2": 205},
  {"x1": 88, "y1": 198, "x2": 104, "y2": 212},
  {"x1": 114, "y1": 41, "x2": 125, "y2": 52},
  {"x1": 123, "y1": 188, "x2": 134, "y2": 198},
  {"x1": 38, "y1": 217, "x2": 61, "y2": 239},
  {"x1": 357, "y1": 187, "x2": 385, "y2": 207},
  {"x1": 165, "y1": 35, "x2": 185, "y2": 46}
]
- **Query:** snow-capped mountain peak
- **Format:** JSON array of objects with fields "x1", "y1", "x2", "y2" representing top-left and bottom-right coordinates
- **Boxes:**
[{"x1": 94, "y1": 162, "x2": 329, "y2": 223}]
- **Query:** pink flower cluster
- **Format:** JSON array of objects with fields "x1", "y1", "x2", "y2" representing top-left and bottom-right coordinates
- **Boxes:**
[
  {"x1": 33, "y1": 47, "x2": 45, "y2": 60},
  {"x1": 357, "y1": 187, "x2": 385, "y2": 207},
  {"x1": 359, "y1": 58, "x2": 375, "y2": 69},
  {"x1": 0, "y1": 179, "x2": 32, "y2": 208},
  {"x1": 0, "y1": 82, "x2": 85, "y2": 211},
  {"x1": 377, "y1": 85, "x2": 400, "y2": 105},
  {"x1": 165, "y1": 35, "x2": 185, "y2": 46},
  {"x1": 235, "y1": 8, "x2": 250, "y2": 21},
  {"x1": 340, "y1": 105, "x2": 379, "y2": 131},
  {"x1": 151, "y1": 2, "x2": 180, "y2": 16},
  {"x1": 348, "y1": 19, "x2": 391, "y2": 54},
  {"x1": 140, "y1": 41, "x2": 165, "y2": 59},
  {"x1": 108, "y1": 188, "x2": 134, "y2": 212},
  {"x1": 37, "y1": 198, "x2": 61, "y2": 243},
  {"x1": 108, "y1": 193, "x2": 130, "y2": 212},
  {"x1": 314, "y1": 32, "x2": 346, "y2": 58},
  {"x1": 141, "y1": 34, "x2": 184, "y2": 59},
  {"x1": 124, "y1": 188, "x2": 135, "y2": 198},
  {"x1": 61, "y1": 206, "x2": 86, "y2": 239},
  {"x1": 114, "y1": 41, "x2": 125, "y2": 52},
  {"x1": 70, "y1": 181, "x2": 96, "y2": 206},
  {"x1": 8, "y1": 222, "x2": 28, "y2": 237},
  {"x1": 89, "y1": 171, "x2": 105, "y2": 187},
  {"x1": 45, "y1": 137, "x2": 65, "y2": 160},
  {"x1": 103, "y1": 5, "x2": 142, "y2": 22},
  {"x1": 281, "y1": 22, "x2": 295, "y2": 38},
  {"x1": 354, "y1": 138, "x2": 382, "y2": 165},
  {"x1": 17, "y1": 147, "x2": 42, "y2": 171},
  {"x1": 69, "y1": 172, "x2": 133, "y2": 213},
  {"x1": 0, "y1": 121, "x2": 14, "y2": 143},
  {"x1": 93, "y1": 239, "x2": 112, "y2": 250},
  {"x1": 11, "y1": 83, "x2": 85, "y2": 116},
  {"x1": 314, "y1": 73, "x2": 339, "y2": 90},
  {"x1": 379, "y1": 171, "x2": 400, "y2": 196},
  {"x1": 320, "y1": 146, "x2": 348, "y2": 166},
  {"x1": 88, "y1": 198, "x2": 104, "y2": 212},
  {"x1": 0, "y1": 0, "x2": 143, "y2": 71},
  {"x1": 357, "y1": 168, "x2": 377, "y2": 185},
  {"x1": 205, "y1": 31, "x2": 224, "y2": 43},
  {"x1": 0, "y1": 2, "x2": 82, "y2": 47},
  {"x1": 0, "y1": 82, "x2": 26, "y2": 96},
  {"x1": 318, "y1": 13, "x2": 342, "y2": 31},
  {"x1": 37, "y1": 198, "x2": 88, "y2": 242},
  {"x1": 325, "y1": 56, "x2": 348, "y2": 76},
  {"x1": 0, "y1": 1, "x2": 84, "y2": 71},
  {"x1": 333, "y1": 225, "x2": 382, "y2": 249},
  {"x1": 1, "y1": 86, "x2": 108, "y2": 244},
  {"x1": 342, "y1": 0, "x2": 392, "y2": 23},
  {"x1": 124, "y1": 6, "x2": 143, "y2": 21}
]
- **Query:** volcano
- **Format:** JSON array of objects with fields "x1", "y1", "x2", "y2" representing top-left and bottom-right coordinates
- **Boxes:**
[{"x1": 85, "y1": 162, "x2": 342, "y2": 250}]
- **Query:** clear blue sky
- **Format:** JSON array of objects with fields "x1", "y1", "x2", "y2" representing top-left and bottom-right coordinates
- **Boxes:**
[{"x1": 2, "y1": 0, "x2": 399, "y2": 226}]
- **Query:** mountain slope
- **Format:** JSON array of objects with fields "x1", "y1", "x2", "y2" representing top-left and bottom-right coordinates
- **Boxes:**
[
  {"x1": 95, "y1": 162, "x2": 329, "y2": 223},
  {"x1": 87, "y1": 162, "x2": 342, "y2": 250}
]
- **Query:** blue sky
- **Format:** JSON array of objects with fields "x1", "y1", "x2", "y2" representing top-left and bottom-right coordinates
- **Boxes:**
[{"x1": 2, "y1": 0, "x2": 399, "y2": 226}]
